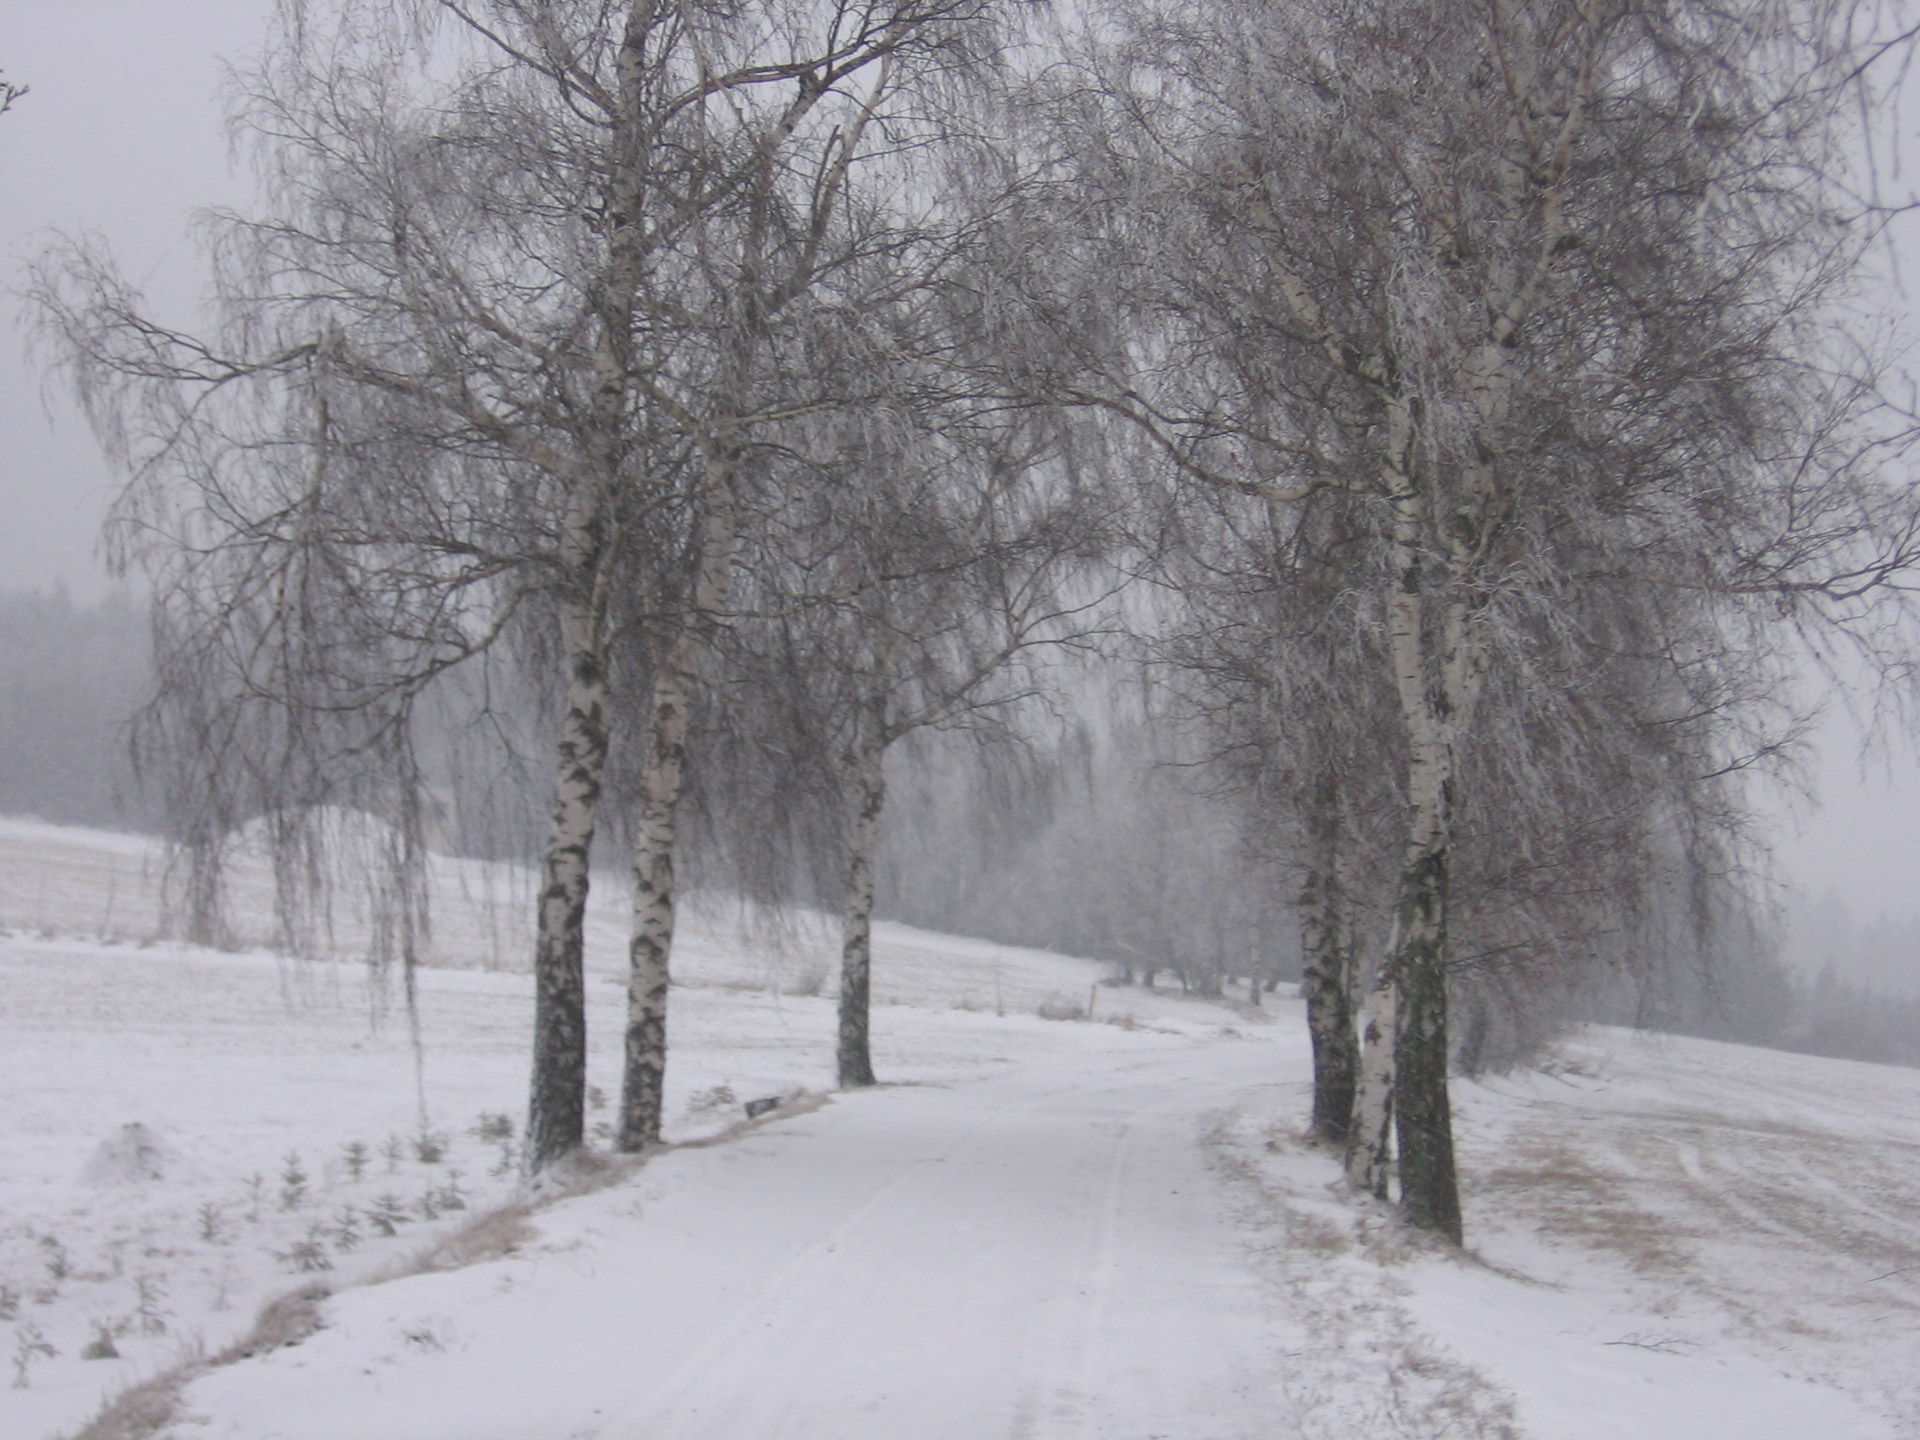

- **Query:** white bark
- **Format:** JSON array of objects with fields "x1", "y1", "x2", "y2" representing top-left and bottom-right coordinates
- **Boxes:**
[
  {"x1": 837, "y1": 726, "x2": 888, "y2": 1088},
  {"x1": 617, "y1": 448, "x2": 741, "y2": 1151},
  {"x1": 525, "y1": 586, "x2": 610, "y2": 1173},
  {"x1": 1344, "y1": 954, "x2": 1398, "y2": 1199}
]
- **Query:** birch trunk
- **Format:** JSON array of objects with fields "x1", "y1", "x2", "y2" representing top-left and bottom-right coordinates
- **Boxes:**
[
  {"x1": 616, "y1": 451, "x2": 740, "y2": 1151},
  {"x1": 836, "y1": 730, "x2": 888, "y2": 1088},
  {"x1": 1344, "y1": 955, "x2": 1397, "y2": 1198},
  {"x1": 1380, "y1": 408, "x2": 1466, "y2": 1242},
  {"x1": 528, "y1": 0, "x2": 646, "y2": 1171},
  {"x1": 525, "y1": 595, "x2": 610, "y2": 1174},
  {"x1": 1388, "y1": 822, "x2": 1460, "y2": 1240},
  {"x1": 1300, "y1": 774, "x2": 1357, "y2": 1143}
]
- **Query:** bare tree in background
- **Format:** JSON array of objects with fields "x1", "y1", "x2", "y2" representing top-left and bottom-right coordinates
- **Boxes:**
[
  {"x1": 1156, "y1": 484, "x2": 1399, "y2": 1145},
  {"x1": 761, "y1": 401, "x2": 1103, "y2": 1087}
]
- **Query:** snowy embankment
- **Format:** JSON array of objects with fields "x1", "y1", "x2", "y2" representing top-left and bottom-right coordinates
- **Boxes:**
[{"x1": 2, "y1": 819, "x2": 1917, "y2": 1439}]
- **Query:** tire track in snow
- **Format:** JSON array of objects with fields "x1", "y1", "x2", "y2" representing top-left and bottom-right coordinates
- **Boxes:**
[
  {"x1": 587, "y1": 1144, "x2": 953, "y2": 1436},
  {"x1": 1038, "y1": 1108, "x2": 1137, "y2": 1440},
  {"x1": 591, "y1": 1050, "x2": 1293, "y2": 1440},
  {"x1": 588, "y1": 1071, "x2": 1119, "y2": 1440}
]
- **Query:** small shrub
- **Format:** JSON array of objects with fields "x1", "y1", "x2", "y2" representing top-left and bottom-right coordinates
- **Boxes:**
[
  {"x1": 686, "y1": 1084, "x2": 738, "y2": 1115},
  {"x1": 279, "y1": 1152, "x2": 309, "y2": 1211},
  {"x1": 586, "y1": 1085, "x2": 607, "y2": 1111},
  {"x1": 366, "y1": 1193, "x2": 410, "y2": 1237},
  {"x1": 81, "y1": 1321, "x2": 121, "y2": 1360},
  {"x1": 38, "y1": 1234, "x2": 71, "y2": 1280},
  {"x1": 1036, "y1": 995, "x2": 1086, "y2": 1022},
  {"x1": 210, "y1": 1256, "x2": 236, "y2": 1313},
  {"x1": 489, "y1": 1141, "x2": 519, "y2": 1179},
  {"x1": 12, "y1": 1321, "x2": 57, "y2": 1389},
  {"x1": 196, "y1": 1202, "x2": 225, "y2": 1244},
  {"x1": 436, "y1": 1170, "x2": 467, "y2": 1212},
  {"x1": 381, "y1": 1134, "x2": 405, "y2": 1173},
  {"x1": 242, "y1": 1173, "x2": 266, "y2": 1222},
  {"x1": 330, "y1": 1206, "x2": 361, "y2": 1253},
  {"x1": 342, "y1": 1140, "x2": 371, "y2": 1183},
  {"x1": 0, "y1": 1283, "x2": 19, "y2": 1320},
  {"x1": 411, "y1": 1127, "x2": 448, "y2": 1165},
  {"x1": 276, "y1": 1226, "x2": 333, "y2": 1274},
  {"x1": 470, "y1": 1113, "x2": 513, "y2": 1144},
  {"x1": 133, "y1": 1272, "x2": 169, "y2": 1336}
]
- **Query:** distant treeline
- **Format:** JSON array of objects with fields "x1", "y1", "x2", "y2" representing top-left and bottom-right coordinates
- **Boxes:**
[
  {"x1": 0, "y1": 587, "x2": 153, "y2": 830},
  {"x1": 878, "y1": 710, "x2": 1296, "y2": 1000},
  {"x1": 1779, "y1": 967, "x2": 1920, "y2": 1069}
]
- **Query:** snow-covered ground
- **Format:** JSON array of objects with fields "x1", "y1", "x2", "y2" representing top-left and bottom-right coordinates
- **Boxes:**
[{"x1": 2, "y1": 819, "x2": 1917, "y2": 1439}]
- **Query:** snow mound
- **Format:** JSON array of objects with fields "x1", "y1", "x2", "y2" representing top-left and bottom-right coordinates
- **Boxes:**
[{"x1": 80, "y1": 1121, "x2": 174, "y2": 1184}]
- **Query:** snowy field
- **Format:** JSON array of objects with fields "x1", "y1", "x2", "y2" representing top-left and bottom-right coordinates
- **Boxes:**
[{"x1": 2, "y1": 818, "x2": 1917, "y2": 1439}]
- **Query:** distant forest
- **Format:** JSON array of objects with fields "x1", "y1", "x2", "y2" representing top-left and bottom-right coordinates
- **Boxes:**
[{"x1": 0, "y1": 586, "x2": 152, "y2": 829}]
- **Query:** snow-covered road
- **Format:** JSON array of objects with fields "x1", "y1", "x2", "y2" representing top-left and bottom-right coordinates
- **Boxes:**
[{"x1": 187, "y1": 1037, "x2": 1303, "y2": 1440}]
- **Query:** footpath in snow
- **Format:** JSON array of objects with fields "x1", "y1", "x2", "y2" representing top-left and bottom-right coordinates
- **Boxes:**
[{"x1": 188, "y1": 1040, "x2": 1304, "y2": 1440}]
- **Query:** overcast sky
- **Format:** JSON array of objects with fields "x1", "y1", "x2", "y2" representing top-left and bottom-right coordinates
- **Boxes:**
[
  {"x1": 2, "y1": 0, "x2": 264, "y2": 597},
  {"x1": 3, "y1": 0, "x2": 1918, "y2": 936}
]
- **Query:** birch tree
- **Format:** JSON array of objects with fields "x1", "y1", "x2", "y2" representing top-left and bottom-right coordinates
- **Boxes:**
[
  {"x1": 761, "y1": 406, "x2": 1100, "y2": 1086},
  {"x1": 596, "y1": 0, "x2": 1013, "y2": 1150},
  {"x1": 1043, "y1": 0, "x2": 1918, "y2": 1239},
  {"x1": 33, "y1": 0, "x2": 1004, "y2": 1173}
]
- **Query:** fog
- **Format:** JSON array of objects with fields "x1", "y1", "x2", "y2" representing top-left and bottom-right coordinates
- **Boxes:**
[{"x1": 2, "y1": 0, "x2": 1917, "y2": 1006}]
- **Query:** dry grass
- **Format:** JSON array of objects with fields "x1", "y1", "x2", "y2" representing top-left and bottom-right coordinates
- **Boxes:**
[
  {"x1": 1200, "y1": 1107, "x2": 1524, "y2": 1440},
  {"x1": 61, "y1": 1283, "x2": 330, "y2": 1440},
  {"x1": 383, "y1": 1201, "x2": 539, "y2": 1280},
  {"x1": 214, "y1": 1282, "x2": 330, "y2": 1363},
  {"x1": 1285, "y1": 1208, "x2": 1353, "y2": 1257},
  {"x1": 527, "y1": 1143, "x2": 646, "y2": 1200},
  {"x1": 1477, "y1": 1136, "x2": 1694, "y2": 1278},
  {"x1": 58, "y1": 1369, "x2": 190, "y2": 1440},
  {"x1": 671, "y1": 1088, "x2": 831, "y2": 1150}
]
